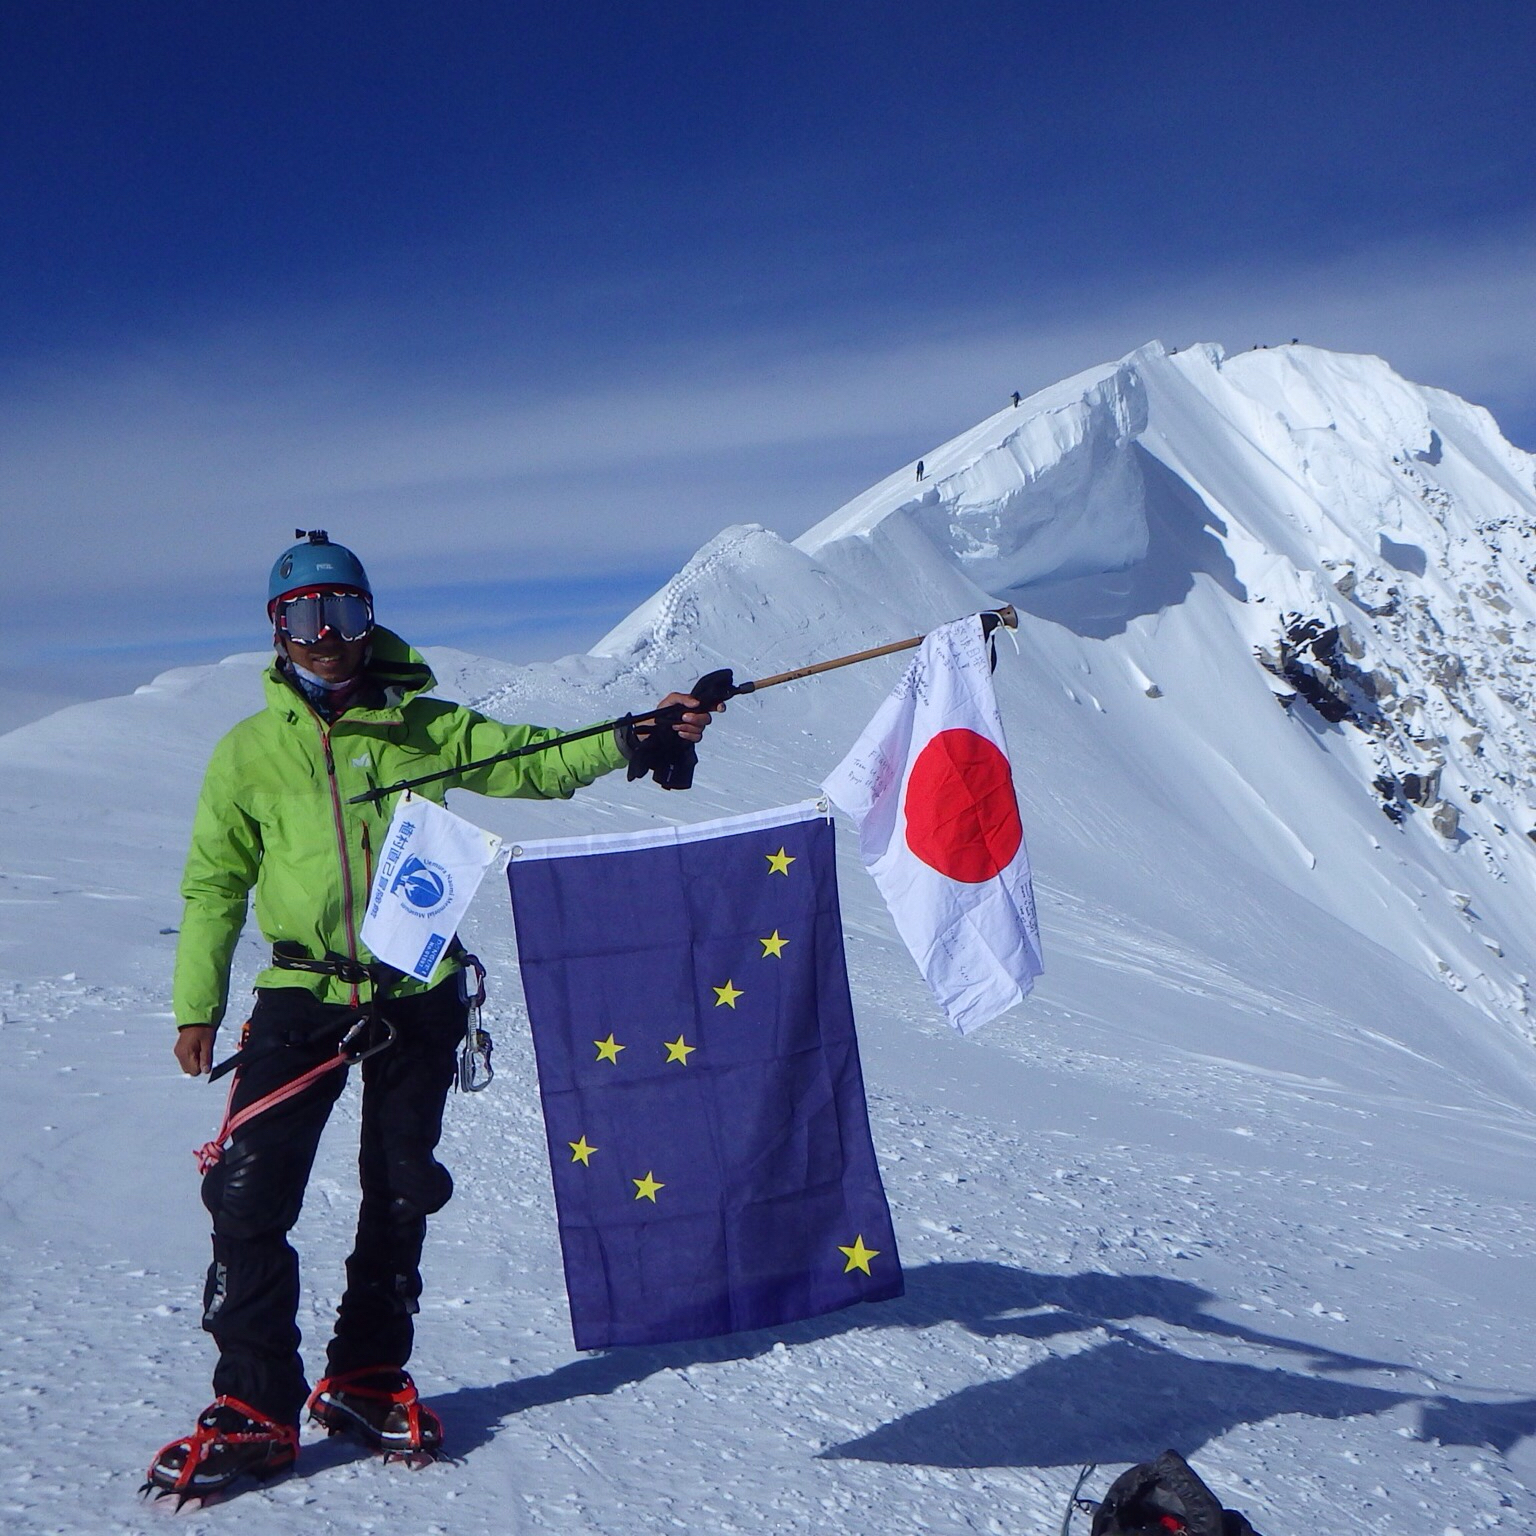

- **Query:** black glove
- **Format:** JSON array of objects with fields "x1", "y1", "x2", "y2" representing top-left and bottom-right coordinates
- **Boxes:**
[
  {"x1": 623, "y1": 710, "x2": 697, "y2": 789},
  {"x1": 622, "y1": 669, "x2": 735, "y2": 791}
]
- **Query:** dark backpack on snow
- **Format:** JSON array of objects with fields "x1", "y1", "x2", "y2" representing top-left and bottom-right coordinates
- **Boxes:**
[{"x1": 1087, "y1": 1450, "x2": 1262, "y2": 1536}]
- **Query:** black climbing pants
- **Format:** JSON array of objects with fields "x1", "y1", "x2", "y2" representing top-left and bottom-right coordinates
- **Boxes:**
[{"x1": 198, "y1": 979, "x2": 466, "y2": 1424}]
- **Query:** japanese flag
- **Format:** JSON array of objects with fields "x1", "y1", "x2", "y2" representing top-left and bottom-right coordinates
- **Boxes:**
[{"x1": 822, "y1": 615, "x2": 1042, "y2": 1033}]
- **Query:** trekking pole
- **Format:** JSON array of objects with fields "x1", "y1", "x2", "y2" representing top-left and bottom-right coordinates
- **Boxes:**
[{"x1": 346, "y1": 604, "x2": 1018, "y2": 806}]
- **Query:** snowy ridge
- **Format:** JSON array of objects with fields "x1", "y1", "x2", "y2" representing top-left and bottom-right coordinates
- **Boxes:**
[
  {"x1": 798, "y1": 353, "x2": 1150, "y2": 592},
  {"x1": 3, "y1": 344, "x2": 1536, "y2": 1533},
  {"x1": 595, "y1": 340, "x2": 1536, "y2": 1041}
]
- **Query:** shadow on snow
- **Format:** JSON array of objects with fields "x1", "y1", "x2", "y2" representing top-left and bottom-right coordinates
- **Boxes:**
[
  {"x1": 430, "y1": 1260, "x2": 1532, "y2": 1467},
  {"x1": 823, "y1": 1337, "x2": 1409, "y2": 1468},
  {"x1": 1007, "y1": 446, "x2": 1247, "y2": 640}
]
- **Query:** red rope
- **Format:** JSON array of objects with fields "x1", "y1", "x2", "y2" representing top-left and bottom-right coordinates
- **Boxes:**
[{"x1": 195, "y1": 1054, "x2": 350, "y2": 1174}]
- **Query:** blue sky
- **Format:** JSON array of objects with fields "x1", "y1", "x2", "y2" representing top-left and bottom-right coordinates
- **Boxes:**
[{"x1": 4, "y1": 2, "x2": 1535, "y2": 729}]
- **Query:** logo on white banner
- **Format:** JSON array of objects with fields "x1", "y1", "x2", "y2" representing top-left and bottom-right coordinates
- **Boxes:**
[{"x1": 390, "y1": 854, "x2": 453, "y2": 917}]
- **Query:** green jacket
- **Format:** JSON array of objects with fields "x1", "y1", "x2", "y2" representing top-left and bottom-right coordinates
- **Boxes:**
[{"x1": 174, "y1": 629, "x2": 626, "y2": 1027}]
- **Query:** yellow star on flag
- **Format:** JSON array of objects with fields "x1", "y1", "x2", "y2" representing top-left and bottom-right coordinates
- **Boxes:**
[
  {"x1": 568, "y1": 1136, "x2": 597, "y2": 1165},
  {"x1": 712, "y1": 979, "x2": 743, "y2": 1008},
  {"x1": 633, "y1": 1171, "x2": 664, "y2": 1202},
  {"x1": 594, "y1": 1033, "x2": 625, "y2": 1064},
  {"x1": 838, "y1": 1235, "x2": 880, "y2": 1274},
  {"x1": 663, "y1": 1034, "x2": 696, "y2": 1064},
  {"x1": 765, "y1": 846, "x2": 796, "y2": 876},
  {"x1": 759, "y1": 930, "x2": 789, "y2": 958}
]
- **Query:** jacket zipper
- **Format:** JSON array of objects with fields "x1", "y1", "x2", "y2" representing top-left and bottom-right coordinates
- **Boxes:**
[{"x1": 320, "y1": 724, "x2": 363, "y2": 1008}]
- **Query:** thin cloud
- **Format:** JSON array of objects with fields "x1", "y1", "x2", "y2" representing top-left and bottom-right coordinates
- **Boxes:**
[{"x1": 5, "y1": 223, "x2": 1535, "y2": 730}]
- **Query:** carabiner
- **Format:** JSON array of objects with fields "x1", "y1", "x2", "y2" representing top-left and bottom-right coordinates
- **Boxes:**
[
  {"x1": 458, "y1": 953, "x2": 487, "y2": 1010},
  {"x1": 338, "y1": 1014, "x2": 398, "y2": 1064},
  {"x1": 456, "y1": 1026, "x2": 495, "y2": 1092},
  {"x1": 453, "y1": 952, "x2": 494, "y2": 1092}
]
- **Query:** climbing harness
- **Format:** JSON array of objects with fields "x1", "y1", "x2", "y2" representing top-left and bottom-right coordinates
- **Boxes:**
[
  {"x1": 196, "y1": 942, "x2": 493, "y2": 1171},
  {"x1": 196, "y1": 946, "x2": 403, "y2": 1173},
  {"x1": 206, "y1": 943, "x2": 400, "y2": 1083}
]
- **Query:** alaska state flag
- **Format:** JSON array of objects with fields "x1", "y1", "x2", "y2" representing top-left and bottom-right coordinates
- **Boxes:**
[{"x1": 507, "y1": 801, "x2": 903, "y2": 1349}]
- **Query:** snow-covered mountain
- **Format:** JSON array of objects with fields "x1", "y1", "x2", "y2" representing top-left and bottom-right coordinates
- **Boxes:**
[
  {"x1": 3, "y1": 342, "x2": 1535, "y2": 1534},
  {"x1": 601, "y1": 341, "x2": 1536, "y2": 1050}
]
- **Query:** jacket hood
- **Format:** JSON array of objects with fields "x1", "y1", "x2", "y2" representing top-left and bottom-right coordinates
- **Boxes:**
[{"x1": 263, "y1": 626, "x2": 437, "y2": 719}]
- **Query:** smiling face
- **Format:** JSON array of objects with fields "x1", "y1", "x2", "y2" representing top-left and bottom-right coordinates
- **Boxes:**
[
  {"x1": 271, "y1": 586, "x2": 373, "y2": 685},
  {"x1": 279, "y1": 630, "x2": 370, "y2": 684}
]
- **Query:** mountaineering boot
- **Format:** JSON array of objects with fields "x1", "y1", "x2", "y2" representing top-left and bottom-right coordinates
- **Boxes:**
[
  {"x1": 142, "y1": 1397, "x2": 299, "y2": 1504},
  {"x1": 307, "y1": 1366, "x2": 444, "y2": 1459}
]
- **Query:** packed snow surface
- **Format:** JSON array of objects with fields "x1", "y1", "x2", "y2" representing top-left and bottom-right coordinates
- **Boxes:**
[{"x1": 3, "y1": 342, "x2": 1536, "y2": 1534}]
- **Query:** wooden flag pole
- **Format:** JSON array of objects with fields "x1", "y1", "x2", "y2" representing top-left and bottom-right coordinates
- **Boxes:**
[{"x1": 734, "y1": 604, "x2": 1017, "y2": 694}]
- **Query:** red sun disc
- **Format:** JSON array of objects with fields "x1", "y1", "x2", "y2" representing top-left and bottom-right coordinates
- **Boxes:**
[{"x1": 903, "y1": 728, "x2": 1022, "y2": 883}]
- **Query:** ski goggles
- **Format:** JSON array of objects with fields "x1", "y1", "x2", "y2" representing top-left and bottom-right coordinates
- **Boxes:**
[{"x1": 273, "y1": 590, "x2": 374, "y2": 645}]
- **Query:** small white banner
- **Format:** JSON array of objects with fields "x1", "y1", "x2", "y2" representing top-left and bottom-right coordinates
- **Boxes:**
[{"x1": 360, "y1": 794, "x2": 504, "y2": 980}]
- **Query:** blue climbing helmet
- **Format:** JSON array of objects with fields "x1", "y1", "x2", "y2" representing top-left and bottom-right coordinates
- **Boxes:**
[{"x1": 267, "y1": 529, "x2": 371, "y2": 613}]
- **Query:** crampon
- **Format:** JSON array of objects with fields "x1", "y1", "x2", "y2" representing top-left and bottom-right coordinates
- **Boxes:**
[
  {"x1": 141, "y1": 1396, "x2": 298, "y2": 1507},
  {"x1": 306, "y1": 1366, "x2": 444, "y2": 1464}
]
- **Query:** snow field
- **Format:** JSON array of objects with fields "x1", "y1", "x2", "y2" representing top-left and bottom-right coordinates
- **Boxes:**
[{"x1": 4, "y1": 341, "x2": 1536, "y2": 1531}]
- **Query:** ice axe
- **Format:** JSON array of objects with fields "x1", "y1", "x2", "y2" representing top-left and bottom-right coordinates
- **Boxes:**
[{"x1": 346, "y1": 605, "x2": 1017, "y2": 805}]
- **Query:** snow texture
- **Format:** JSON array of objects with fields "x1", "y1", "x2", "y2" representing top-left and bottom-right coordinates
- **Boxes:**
[{"x1": 3, "y1": 341, "x2": 1536, "y2": 1533}]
